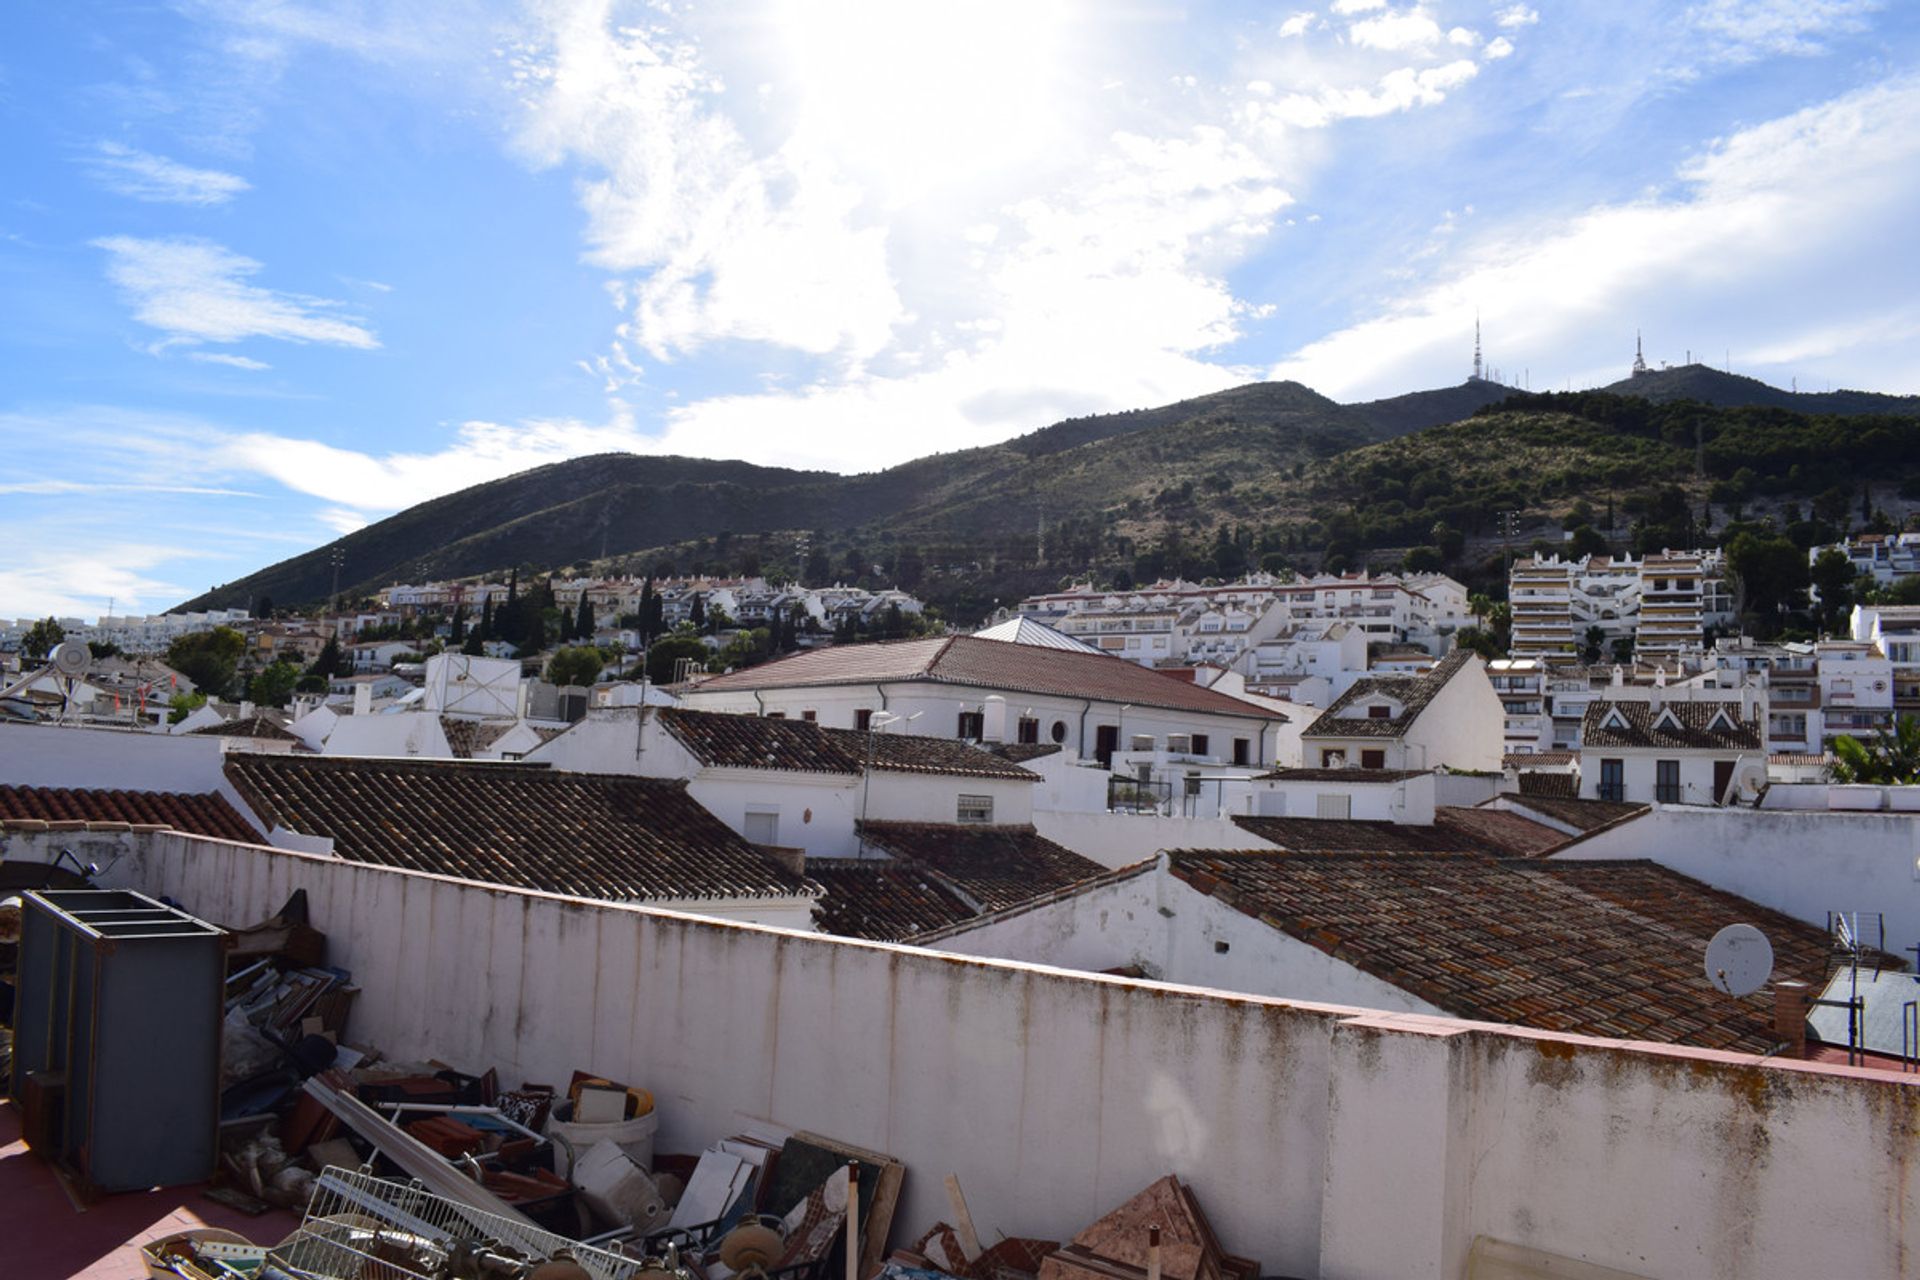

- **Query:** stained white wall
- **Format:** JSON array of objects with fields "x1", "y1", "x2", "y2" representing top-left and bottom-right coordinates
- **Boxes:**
[
  {"x1": 106, "y1": 832, "x2": 1920, "y2": 1280},
  {"x1": 1575, "y1": 748, "x2": 1763, "y2": 805}
]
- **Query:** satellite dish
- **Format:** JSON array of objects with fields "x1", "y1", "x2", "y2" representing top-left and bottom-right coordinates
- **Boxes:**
[
  {"x1": 1705, "y1": 923, "x2": 1774, "y2": 997},
  {"x1": 49, "y1": 641, "x2": 91, "y2": 679}
]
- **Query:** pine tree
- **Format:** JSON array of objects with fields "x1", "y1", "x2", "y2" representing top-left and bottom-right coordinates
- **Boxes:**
[
  {"x1": 639, "y1": 577, "x2": 656, "y2": 642},
  {"x1": 478, "y1": 596, "x2": 494, "y2": 641},
  {"x1": 691, "y1": 594, "x2": 706, "y2": 631},
  {"x1": 576, "y1": 595, "x2": 594, "y2": 640},
  {"x1": 450, "y1": 604, "x2": 468, "y2": 643},
  {"x1": 310, "y1": 634, "x2": 344, "y2": 679}
]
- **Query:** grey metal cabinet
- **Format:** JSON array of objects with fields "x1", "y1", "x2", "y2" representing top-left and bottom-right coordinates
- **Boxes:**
[{"x1": 13, "y1": 889, "x2": 227, "y2": 1194}]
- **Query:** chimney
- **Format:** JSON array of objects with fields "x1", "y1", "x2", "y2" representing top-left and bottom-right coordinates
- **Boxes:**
[
  {"x1": 766, "y1": 846, "x2": 806, "y2": 877},
  {"x1": 1773, "y1": 981, "x2": 1811, "y2": 1057},
  {"x1": 353, "y1": 681, "x2": 372, "y2": 717},
  {"x1": 981, "y1": 695, "x2": 1007, "y2": 743},
  {"x1": 239, "y1": 700, "x2": 254, "y2": 719}
]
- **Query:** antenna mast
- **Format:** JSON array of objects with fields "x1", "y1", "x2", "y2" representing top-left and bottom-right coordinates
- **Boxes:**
[{"x1": 1472, "y1": 313, "x2": 1483, "y2": 382}]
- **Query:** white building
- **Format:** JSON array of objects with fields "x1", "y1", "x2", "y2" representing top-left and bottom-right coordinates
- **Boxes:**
[
  {"x1": 1297, "y1": 650, "x2": 1504, "y2": 773},
  {"x1": 1507, "y1": 550, "x2": 1733, "y2": 665},
  {"x1": 1578, "y1": 696, "x2": 1765, "y2": 806},
  {"x1": 1811, "y1": 533, "x2": 1920, "y2": 589},
  {"x1": 1852, "y1": 603, "x2": 1920, "y2": 725},
  {"x1": 678, "y1": 635, "x2": 1292, "y2": 771}
]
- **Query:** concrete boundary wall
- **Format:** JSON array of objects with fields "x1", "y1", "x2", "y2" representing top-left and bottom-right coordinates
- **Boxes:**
[{"x1": 110, "y1": 834, "x2": 1920, "y2": 1280}]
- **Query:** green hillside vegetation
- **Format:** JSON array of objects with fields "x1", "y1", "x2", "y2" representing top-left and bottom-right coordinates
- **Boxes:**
[{"x1": 182, "y1": 375, "x2": 1920, "y2": 629}]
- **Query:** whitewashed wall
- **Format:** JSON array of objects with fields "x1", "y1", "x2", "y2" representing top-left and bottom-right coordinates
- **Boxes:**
[
  {"x1": 107, "y1": 833, "x2": 1920, "y2": 1280},
  {"x1": 0, "y1": 722, "x2": 256, "y2": 824}
]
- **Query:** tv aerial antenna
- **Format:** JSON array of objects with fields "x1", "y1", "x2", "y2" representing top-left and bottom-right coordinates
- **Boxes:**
[
  {"x1": 0, "y1": 640, "x2": 94, "y2": 722},
  {"x1": 1704, "y1": 923, "x2": 1774, "y2": 997}
]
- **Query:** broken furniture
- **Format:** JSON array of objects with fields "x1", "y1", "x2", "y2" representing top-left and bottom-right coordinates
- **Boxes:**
[{"x1": 13, "y1": 888, "x2": 226, "y2": 1193}]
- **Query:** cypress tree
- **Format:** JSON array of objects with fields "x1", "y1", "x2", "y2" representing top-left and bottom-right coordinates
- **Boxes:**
[{"x1": 576, "y1": 595, "x2": 594, "y2": 639}]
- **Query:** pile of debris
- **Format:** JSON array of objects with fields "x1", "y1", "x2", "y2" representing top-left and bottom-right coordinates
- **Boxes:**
[{"x1": 886, "y1": 1176, "x2": 1258, "y2": 1280}]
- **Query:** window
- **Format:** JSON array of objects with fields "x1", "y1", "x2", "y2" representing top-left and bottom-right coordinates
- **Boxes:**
[
  {"x1": 1316, "y1": 794, "x2": 1352, "y2": 819},
  {"x1": 854, "y1": 709, "x2": 873, "y2": 731},
  {"x1": 1361, "y1": 749, "x2": 1386, "y2": 770},
  {"x1": 1320, "y1": 748, "x2": 1346, "y2": 768},
  {"x1": 957, "y1": 710, "x2": 985, "y2": 739},
  {"x1": 1367, "y1": 704, "x2": 1392, "y2": 719},
  {"x1": 1017, "y1": 717, "x2": 1040, "y2": 744},
  {"x1": 1050, "y1": 720, "x2": 1069, "y2": 744},
  {"x1": 801, "y1": 709, "x2": 817, "y2": 722},
  {"x1": 1656, "y1": 759, "x2": 1681, "y2": 804},
  {"x1": 1599, "y1": 758, "x2": 1625, "y2": 802},
  {"x1": 957, "y1": 794, "x2": 994, "y2": 824},
  {"x1": 744, "y1": 809, "x2": 779, "y2": 844},
  {"x1": 1233, "y1": 738, "x2": 1251, "y2": 766},
  {"x1": 1190, "y1": 733, "x2": 1210, "y2": 757}
]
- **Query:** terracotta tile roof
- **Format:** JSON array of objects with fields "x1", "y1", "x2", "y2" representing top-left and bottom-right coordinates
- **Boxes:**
[
  {"x1": 1255, "y1": 767, "x2": 1428, "y2": 782},
  {"x1": 1505, "y1": 751, "x2": 1575, "y2": 768},
  {"x1": 1769, "y1": 753, "x2": 1830, "y2": 766},
  {"x1": 1505, "y1": 793, "x2": 1649, "y2": 832},
  {"x1": 1231, "y1": 814, "x2": 1488, "y2": 855},
  {"x1": 1304, "y1": 650, "x2": 1474, "y2": 740},
  {"x1": 854, "y1": 821, "x2": 1109, "y2": 913},
  {"x1": 806, "y1": 859, "x2": 978, "y2": 941},
  {"x1": 1164, "y1": 851, "x2": 1837, "y2": 1052},
  {"x1": 987, "y1": 743, "x2": 1064, "y2": 763},
  {"x1": 1516, "y1": 771, "x2": 1579, "y2": 798},
  {"x1": 438, "y1": 716, "x2": 517, "y2": 759},
  {"x1": 1581, "y1": 699, "x2": 1761, "y2": 751},
  {"x1": 1431, "y1": 806, "x2": 1567, "y2": 857},
  {"x1": 192, "y1": 714, "x2": 299, "y2": 741},
  {"x1": 0, "y1": 785, "x2": 259, "y2": 843},
  {"x1": 691, "y1": 636, "x2": 1289, "y2": 720},
  {"x1": 658, "y1": 708, "x2": 1041, "y2": 780},
  {"x1": 222, "y1": 754, "x2": 815, "y2": 902}
]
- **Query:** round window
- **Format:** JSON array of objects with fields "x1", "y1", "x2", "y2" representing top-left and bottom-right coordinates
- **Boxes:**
[{"x1": 1050, "y1": 720, "x2": 1068, "y2": 743}]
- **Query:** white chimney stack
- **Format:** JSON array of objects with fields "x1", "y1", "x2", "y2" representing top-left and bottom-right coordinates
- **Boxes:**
[
  {"x1": 981, "y1": 695, "x2": 1007, "y2": 743},
  {"x1": 353, "y1": 681, "x2": 372, "y2": 717}
]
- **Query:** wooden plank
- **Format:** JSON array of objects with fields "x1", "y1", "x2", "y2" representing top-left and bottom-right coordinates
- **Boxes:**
[{"x1": 945, "y1": 1174, "x2": 984, "y2": 1263}]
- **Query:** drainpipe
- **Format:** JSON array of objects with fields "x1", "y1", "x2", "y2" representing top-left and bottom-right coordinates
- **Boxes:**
[
  {"x1": 753, "y1": 690, "x2": 767, "y2": 717},
  {"x1": 1077, "y1": 698, "x2": 1094, "y2": 759}
]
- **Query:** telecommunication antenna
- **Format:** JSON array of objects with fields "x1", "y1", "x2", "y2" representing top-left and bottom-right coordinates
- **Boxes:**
[
  {"x1": 329, "y1": 546, "x2": 346, "y2": 610},
  {"x1": 1704, "y1": 923, "x2": 1774, "y2": 997}
]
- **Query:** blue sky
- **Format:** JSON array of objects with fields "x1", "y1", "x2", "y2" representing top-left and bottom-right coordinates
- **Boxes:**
[{"x1": 3, "y1": 1, "x2": 1917, "y2": 619}]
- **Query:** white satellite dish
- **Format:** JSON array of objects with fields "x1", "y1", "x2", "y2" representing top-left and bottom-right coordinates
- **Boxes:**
[
  {"x1": 49, "y1": 641, "x2": 92, "y2": 679},
  {"x1": 1705, "y1": 923, "x2": 1774, "y2": 997}
]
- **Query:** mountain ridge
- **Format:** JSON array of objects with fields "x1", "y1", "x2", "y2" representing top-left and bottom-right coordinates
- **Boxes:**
[{"x1": 177, "y1": 368, "x2": 1920, "y2": 616}]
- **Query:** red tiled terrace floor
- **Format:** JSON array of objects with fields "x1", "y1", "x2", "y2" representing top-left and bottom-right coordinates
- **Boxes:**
[{"x1": 0, "y1": 1102, "x2": 297, "y2": 1279}]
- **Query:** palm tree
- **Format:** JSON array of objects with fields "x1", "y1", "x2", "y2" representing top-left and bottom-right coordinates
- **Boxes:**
[{"x1": 1829, "y1": 720, "x2": 1920, "y2": 785}]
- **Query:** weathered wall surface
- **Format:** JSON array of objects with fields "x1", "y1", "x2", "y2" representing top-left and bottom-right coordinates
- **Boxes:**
[{"x1": 111, "y1": 834, "x2": 1920, "y2": 1280}]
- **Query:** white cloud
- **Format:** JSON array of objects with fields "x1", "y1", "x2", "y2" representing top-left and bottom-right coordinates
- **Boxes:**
[
  {"x1": 94, "y1": 236, "x2": 379, "y2": 350},
  {"x1": 1448, "y1": 27, "x2": 1481, "y2": 46},
  {"x1": 188, "y1": 351, "x2": 271, "y2": 370},
  {"x1": 1493, "y1": 5, "x2": 1539, "y2": 29},
  {"x1": 1261, "y1": 59, "x2": 1480, "y2": 129},
  {"x1": 1483, "y1": 37, "x2": 1515, "y2": 59},
  {"x1": 1269, "y1": 74, "x2": 1920, "y2": 398},
  {"x1": 1686, "y1": 0, "x2": 1878, "y2": 62},
  {"x1": 1348, "y1": 8, "x2": 1444, "y2": 52},
  {"x1": 0, "y1": 540, "x2": 201, "y2": 620},
  {"x1": 1330, "y1": 0, "x2": 1387, "y2": 12},
  {"x1": 1278, "y1": 13, "x2": 1317, "y2": 38},
  {"x1": 86, "y1": 142, "x2": 250, "y2": 205}
]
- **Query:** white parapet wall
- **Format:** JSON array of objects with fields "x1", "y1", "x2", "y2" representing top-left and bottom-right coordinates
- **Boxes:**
[{"x1": 107, "y1": 832, "x2": 1920, "y2": 1280}]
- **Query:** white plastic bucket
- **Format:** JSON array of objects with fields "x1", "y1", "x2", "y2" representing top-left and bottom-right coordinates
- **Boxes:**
[{"x1": 547, "y1": 1102, "x2": 658, "y2": 1177}]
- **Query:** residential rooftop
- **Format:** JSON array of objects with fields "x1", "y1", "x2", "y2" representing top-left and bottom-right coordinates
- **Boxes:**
[
  {"x1": 658, "y1": 707, "x2": 1043, "y2": 781},
  {"x1": 691, "y1": 635, "x2": 1291, "y2": 719}
]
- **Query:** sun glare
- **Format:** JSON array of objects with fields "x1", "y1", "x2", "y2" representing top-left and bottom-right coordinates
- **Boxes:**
[{"x1": 770, "y1": 0, "x2": 1079, "y2": 203}]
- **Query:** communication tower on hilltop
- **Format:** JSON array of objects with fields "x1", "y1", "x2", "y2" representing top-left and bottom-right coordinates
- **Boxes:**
[
  {"x1": 1472, "y1": 314, "x2": 1484, "y2": 382},
  {"x1": 1631, "y1": 330, "x2": 1649, "y2": 378}
]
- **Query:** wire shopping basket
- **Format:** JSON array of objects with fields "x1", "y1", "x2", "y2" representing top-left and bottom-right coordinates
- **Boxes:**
[{"x1": 265, "y1": 1165, "x2": 641, "y2": 1280}]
